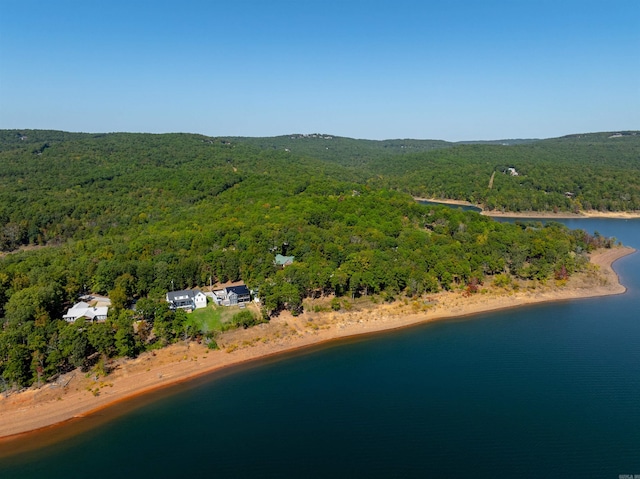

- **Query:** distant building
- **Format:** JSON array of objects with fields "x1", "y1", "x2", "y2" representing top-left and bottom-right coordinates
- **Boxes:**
[
  {"x1": 63, "y1": 302, "x2": 108, "y2": 322},
  {"x1": 274, "y1": 254, "x2": 294, "y2": 267},
  {"x1": 166, "y1": 289, "x2": 207, "y2": 310}
]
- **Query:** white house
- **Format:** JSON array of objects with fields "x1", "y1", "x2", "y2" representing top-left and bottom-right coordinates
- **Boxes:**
[
  {"x1": 166, "y1": 289, "x2": 207, "y2": 310},
  {"x1": 63, "y1": 302, "x2": 109, "y2": 322}
]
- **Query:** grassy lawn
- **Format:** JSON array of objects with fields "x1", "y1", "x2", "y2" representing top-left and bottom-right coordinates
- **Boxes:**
[
  {"x1": 188, "y1": 302, "x2": 259, "y2": 333},
  {"x1": 188, "y1": 306, "x2": 223, "y2": 332}
]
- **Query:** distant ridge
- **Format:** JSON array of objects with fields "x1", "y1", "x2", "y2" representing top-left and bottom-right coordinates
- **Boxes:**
[{"x1": 2, "y1": 128, "x2": 637, "y2": 147}]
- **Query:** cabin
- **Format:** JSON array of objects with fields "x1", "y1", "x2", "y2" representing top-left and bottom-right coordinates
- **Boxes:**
[
  {"x1": 166, "y1": 289, "x2": 207, "y2": 311},
  {"x1": 63, "y1": 302, "x2": 109, "y2": 322},
  {"x1": 274, "y1": 254, "x2": 294, "y2": 267}
]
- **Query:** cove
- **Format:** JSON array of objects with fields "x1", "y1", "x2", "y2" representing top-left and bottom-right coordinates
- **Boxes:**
[
  {"x1": 1, "y1": 218, "x2": 639, "y2": 478},
  {"x1": 416, "y1": 198, "x2": 483, "y2": 212}
]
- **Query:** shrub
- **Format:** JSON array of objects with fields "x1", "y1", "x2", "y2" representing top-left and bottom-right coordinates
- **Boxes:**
[
  {"x1": 224, "y1": 310, "x2": 263, "y2": 330},
  {"x1": 493, "y1": 274, "x2": 511, "y2": 288},
  {"x1": 330, "y1": 298, "x2": 341, "y2": 311}
]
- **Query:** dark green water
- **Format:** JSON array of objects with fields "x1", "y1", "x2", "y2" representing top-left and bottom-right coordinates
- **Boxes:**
[
  {"x1": 417, "y1": 199, "x2": 483, "y2": 212},
  {"x1": 1, "y1": 219, "x2": 639, "y2": 478}
]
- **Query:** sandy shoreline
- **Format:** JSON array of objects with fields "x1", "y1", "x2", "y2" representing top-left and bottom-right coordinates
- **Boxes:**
[
  {"x1": 0, "y1": 247, "x2": 635, "y2": 445},
  {"x1": 484, "y1": 210, "x2": 640, "y2": 219},
  {"x1": 414, "y1": 197, "x2": 640, "y2": 219}
]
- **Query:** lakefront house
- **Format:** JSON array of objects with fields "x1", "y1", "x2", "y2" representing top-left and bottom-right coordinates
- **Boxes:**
[
  {"x1": 63, "y1": 302, "x2": 109, "y2": 322},
  {"x1": 166, "y1": 289, "x2": 208, "y2": 311},
  {"x1": 212, "y1": 284, "x2": 251, "y2": 306}
]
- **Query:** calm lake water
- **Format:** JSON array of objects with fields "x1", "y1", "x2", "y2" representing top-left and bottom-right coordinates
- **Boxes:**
[
  {"x1": 417, "y1": 199, "x2": 483, "y2": 212},
  {"x1": 1, "y1": 218, "x2": 639, "y2": 478}
]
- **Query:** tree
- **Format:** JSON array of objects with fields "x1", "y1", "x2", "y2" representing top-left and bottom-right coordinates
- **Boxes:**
[
  {"x1": 173, "y1": 309, "x2": 188, "y2": 342},
  {"x1": 115, "y1": 273, "x2": 136, "y2": 299},
  {"x1": 108, "y1": 285, "x2": 128, "y2": 314},
  {"x1": 3, "y1": 285, "x2": 62, "y2": 327},
  {"x1": 114, "y1": 311, "x2": 137, "y2": 358},
  {"x1": 230, "y1": 310, "x2": 259, "y2": 329},
  {"x1": 0, "y1": 329, "x2": 31, "y2": 386},
  {"x1": 152, "y1": 308, "x2": 176, "y2": 345},
  {"x1": 87, "y1": 322, "x2": 116, "y2": 357},
  {"x1": 135, "y1": 297, "x2": 159, "y2": 322},
  {"x1": 67, "y1": 321, "x2": 92, "y2": 369}
]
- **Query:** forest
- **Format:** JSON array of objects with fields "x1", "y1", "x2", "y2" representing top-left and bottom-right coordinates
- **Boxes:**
[
  {"x1": 0, "y1": 129, "x2": 632, "y2": 389},
  {"x1": 231, "y1": 131, "x2": 640, "y2": 212}
]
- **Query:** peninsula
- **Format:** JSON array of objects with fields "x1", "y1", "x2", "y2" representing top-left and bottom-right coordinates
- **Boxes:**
[
  {"x1": 0, "y1": 247, "x2": 634, "y2": 443},
  {"x1": 2, "y1": 130, "x2": 639, "y2": 448}
]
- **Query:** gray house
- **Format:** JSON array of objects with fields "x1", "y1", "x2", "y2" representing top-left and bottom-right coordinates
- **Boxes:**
[
  {"x1": 226, "y1": 285, "x2": 251, "y2": 305},
  {"x1": 212, "y1": 284, "x2": 251, "y2": 306}
]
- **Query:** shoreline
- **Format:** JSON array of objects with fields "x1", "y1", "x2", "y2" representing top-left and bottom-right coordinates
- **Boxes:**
[
  {"x1": 0, "y1": 247, "x2": 636, "y2": 447},
  {"x1": 484, "y1": 210, "x2": 640, "y2": 219},
  {"x1": 414, "y1": 197, "x2": 640, "y2": 219}
]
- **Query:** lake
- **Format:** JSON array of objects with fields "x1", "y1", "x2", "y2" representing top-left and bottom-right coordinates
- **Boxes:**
[
  {"x1": 417, "y1": 199, "x2": 483, "y2": 212},
  {"x1": 1, "y1": 217, "x2": 639, "y2": 478}
]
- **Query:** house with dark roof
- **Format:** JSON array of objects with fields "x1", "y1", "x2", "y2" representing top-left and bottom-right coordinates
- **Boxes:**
[
  {"x1": 166, "y1": 289, "x2": 207, "y2": 310},
  {"x1": 212, "y1": 284, "x2": 251, "y2": 306},
  {"x1": 226, "y1": 285, "x2": 251, "y2": 305}
]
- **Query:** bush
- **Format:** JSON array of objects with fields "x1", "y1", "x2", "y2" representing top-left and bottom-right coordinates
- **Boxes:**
[
  {"x1": 330, "y1": 298, "x2": 341, "y2": 311},
  {"x1": 493, "y1": 274, "x2": 511, "y2": 288},
  {"x1": 222, "y1": 310, "x2": 263, "y2": 330},
  {"x1": 203, "y1": 331, "x2": 219, "y2": 350}
]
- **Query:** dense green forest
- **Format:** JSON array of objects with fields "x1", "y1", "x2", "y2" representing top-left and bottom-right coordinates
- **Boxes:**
[
  {"x1": 230, "y1": 131, "x2": 640, "y2": 212},
  {"x1": 0, "y1": 130, "x2": 628, "y2": 389}
]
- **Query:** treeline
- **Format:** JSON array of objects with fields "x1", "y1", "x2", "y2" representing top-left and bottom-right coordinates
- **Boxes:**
[
  {"x1": 0, "y1": 130, "x2": 622, "y2": 389},
  {"x1": 231, "y1": 133, "x2": 534, "y2": 166}
]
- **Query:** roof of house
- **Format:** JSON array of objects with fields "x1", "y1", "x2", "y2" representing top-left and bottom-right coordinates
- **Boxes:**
[
  {"x1": 167, "y1": 290, "x2": 192, "y2": 302},
  {"x1": 226, "y1": 285, "x2": 250, "y2": 296},
  {"x1": 167, "y1": 289, "x2": 204, "y2": 302},
  {"x1": 67, "y1": 301, "x2": 91, "y2": 312},
  {"x1": 84, "y1": 306, "x2": 108, "y2": 320},
  {"x1": 64, "y1": 302, "x2": 108, "y2": 320},
  {"x1": 274, "y1": 254, "x2": 295, "y2": 265}
]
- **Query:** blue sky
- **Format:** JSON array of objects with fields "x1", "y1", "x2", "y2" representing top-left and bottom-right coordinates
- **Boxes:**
[{"x1": 1, "y1": 0, "x2": 638, "y2": 141}]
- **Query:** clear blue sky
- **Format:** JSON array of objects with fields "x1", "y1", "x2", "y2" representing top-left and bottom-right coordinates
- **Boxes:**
[{"x1": 1, "y1": 0, "x2": 638, "y2": 141}]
